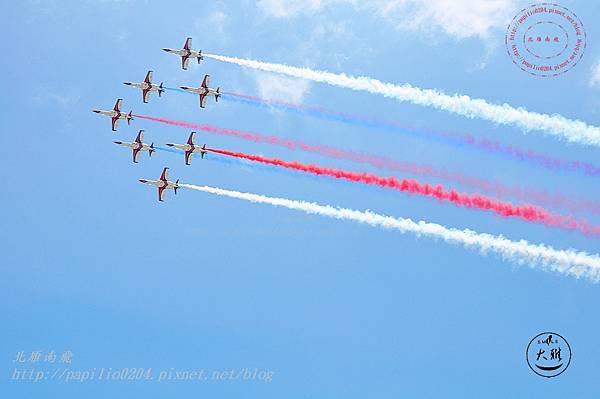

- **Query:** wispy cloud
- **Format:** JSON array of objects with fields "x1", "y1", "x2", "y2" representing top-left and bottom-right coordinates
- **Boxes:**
[
  {"x1": 371, "y1": 0, "x2": 517, "y2": 40},
  {"x1": 256, "y1": 0, "x2": 517, "y2": 41},
  {"x1": 591, "y1": 59, "x2": 600, "y2": 88},
  {"x1": 257, "y1": 0, "x2": 352, "y2": 18},
  {"x1": 32, "y1": 88, "x2": 81, "y2": 108},
  {"x1": 252, "y1": 71, "x2": 311, "y2": 104}
]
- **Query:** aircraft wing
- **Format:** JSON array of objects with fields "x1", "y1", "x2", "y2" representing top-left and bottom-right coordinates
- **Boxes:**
[
  {"x1": 135, "y1": 130, "x2": 144, "y2": 143},
  {"x1": 160, "y1": 167, "x2": 169, "y2": 181},
  {"x1": 184, "y1": 37, "x2": 192, "y2": 50},
  {"x1": 201, "y1": 74, "x2": 210, "y2": 88},
  {"x1": 133, "y1": 147, "x2": 141, "y2": 163},
  {"x1": 111, "y1": 116, "x2": 120, "y2": 131},
  {"x1": 187, "y1": 131, "x2": 196, "y2": 145},
  {"x1": 113, "y1": 98, "x2": 123, "y2": 112},
  {"x1": 199, "y1": 93, "x2": 207, "y2": 108},
  {"x1": 142, "y1": 88, "x2": 150, "y2": 103},
  {"x1": 158, "y1": 186, "x2": 166, "y2": 202},
  {"x1": 185, "y1": 150, "x2": 193, "y2": 165},
  {"x1": 181, "y1": 55, "x2": 190, "y2": 70},
  {"x1": 144, "y1": 71, "x2": 153, "y2": 84}
]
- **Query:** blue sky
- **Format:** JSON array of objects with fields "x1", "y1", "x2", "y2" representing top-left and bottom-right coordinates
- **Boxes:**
[{"x1": 2, "y1": 0, "x2": 600, "y2": 397}]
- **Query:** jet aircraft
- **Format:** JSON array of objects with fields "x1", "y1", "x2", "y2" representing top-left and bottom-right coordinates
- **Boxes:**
[
  {"x1": 93, "y1": 99, "x2": 133, "y2": 131},
  {"x1": 139, "y1": 167, "x2": 179, "y2": 202},
  {"x1": 165, "y1": 131, "x2": 208, "y2": 165},
  {"x1": 180, "y1": 74, "x2": 220, "y2": 108},
  {"x1": 124, "y1": 70, "x2": 164, "y2": 103},
  {"x1": 162, "y1": 37, "x2": 203, "y2": 70},
  {"x1": 114, "y1": 130, "x2": 155, "y2": 163}
]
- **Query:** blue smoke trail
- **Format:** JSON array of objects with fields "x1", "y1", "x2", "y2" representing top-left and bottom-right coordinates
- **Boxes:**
[
  {"x1": 220, "y1": 95, "x2": 440, "y2": 139},
  {"x1": 163, "y1": 87, "x2": 192, "y2": 95}
]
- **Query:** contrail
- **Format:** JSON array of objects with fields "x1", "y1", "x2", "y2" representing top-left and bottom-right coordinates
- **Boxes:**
[
  {"x1": 209, "y1": 148, "x2": 600, "y2": 237},
  {"x1": 181, "y1": 183, "x2": 600, "y2": 281},
  {"x1": 221, "y1": 92, "x2": 600, "y2": 179},
  {"x1": 136, "y1": 114, "x2": 600, "y2": 216},
  {"x1": 203, "y1": 53, "x2": 600, "y2": 147}
]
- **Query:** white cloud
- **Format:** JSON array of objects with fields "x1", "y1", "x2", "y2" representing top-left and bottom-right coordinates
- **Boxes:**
[
  {"x1": 591, "y1": 60, "x2": 600, "y2": 88},
  {"x1": 194, "y1": 9, "x2": 229, "y2": 42},
  {"x1": 372, "y1": 0, "x2": 517, "y2": 39},
  {"x1": 252, "y1": 71, "x2": 311, "y2": 103},
  {"x1": 257, "y1": 0, "x2": 351, "y2": 18},
  {"x1": 257, "y1": 0, "x2": 517, "y2": 40},
  {"x1": 208, "y1": 10, "x2": 228, "y2": 35},
  {"x1": 33, "y1": 88, "x2": 80, "y2": 107}
]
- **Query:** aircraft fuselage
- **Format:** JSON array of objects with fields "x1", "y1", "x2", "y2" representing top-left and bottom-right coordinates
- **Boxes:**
[
  {"x1": 139, "y1": 179, "x2": 178, "y2": 190},
  {"x1": 93, "y1": 109, "x2": 128, "y2": 120},
  {"x1": 115, "y1": 141, "x2": 151, "y2": 151},
  {"x1": 124, "y1": 81, "x2": 161, "y2": 91},
  {"x1": 181, "y1": 86, "x2": 219, "y2": 97},
  {"x1": 164, "y1": 48, "x2": 201, "y2": 59}
]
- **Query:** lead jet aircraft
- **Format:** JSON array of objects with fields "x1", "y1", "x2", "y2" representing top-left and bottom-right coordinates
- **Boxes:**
[
  {"x1": 180, "y1": 75, "x2": 220, "y2": 108},
  {"x1": 162, "y1": 37, "x2": 203, "y2": 70},
  {"x1": 139, "y1": 167, "x2": 179, "y2": 202},
  {"x1": 114, "y1": 130, "x2": 155, "y2": 163},
  {"x1": 123, "y1": 71, "x2": 164, "y2": 103},
  {"x1": 92, "y1": 99, "x2": 133, "y2": 131},
  {"x1": 165, "y1": 131, "x2": 207, "y2": 165}
]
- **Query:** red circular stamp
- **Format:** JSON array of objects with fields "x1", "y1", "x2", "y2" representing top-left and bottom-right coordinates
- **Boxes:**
[{"x1": 505, "y1": 3, "x2": 586, "y2": 77}]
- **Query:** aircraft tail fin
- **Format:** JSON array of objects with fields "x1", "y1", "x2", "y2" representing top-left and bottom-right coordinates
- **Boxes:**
[
  {"x1": 158, "y1": 83, "x2": 164, "y2": 97},
  {"x1": 149, "y1": 143, "x2": 155, "y2": 157},
  {"x1": 215, "y1": 87, "x2": 220, "y2": 102},
  {"x1": 198, "y1": 50, "x2": 203, "y2": 62},
  {"x1": 127, "y1": 111, "x2": 133, "y2": 125},
  {"x1": 174, "y1": 179, "x2": 180, "y2": 195}
]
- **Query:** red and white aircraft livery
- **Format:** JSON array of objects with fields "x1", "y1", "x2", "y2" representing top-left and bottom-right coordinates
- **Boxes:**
[
  {"x1": 180, "y1": 74, "x2": 221, "y2": 108},
  {"x1": 123, "y1": 71, "x2": 164, "y2": 103},
  {"x1": 162, "y1": 37, "x2": 203, "y2": 70},
  {"x1": 114, "y1": 130, "x2": 155, "y2": 163},
  {"x1": 93, "y1": 99, "x2": 133, "y2": 131},
  {"x1": 165, "y1": 131, "x2": 208, "y2": 165},
  {"x1": 139, "y1": 167, "x2": 179, "y2": 202}
]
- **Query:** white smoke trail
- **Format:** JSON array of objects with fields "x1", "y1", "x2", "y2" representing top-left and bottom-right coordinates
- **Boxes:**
[
  {"x1": 181, "y1": 183, "x2": 600, "y2": 281},
  {"x1": 204, "y1": 53, "x2": 600, "y2": 147}
]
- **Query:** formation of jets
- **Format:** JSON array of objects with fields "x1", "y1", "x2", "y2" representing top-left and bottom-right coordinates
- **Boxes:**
[{"x1": 93, "y1": 37, "x2": 219, "y2": 201}]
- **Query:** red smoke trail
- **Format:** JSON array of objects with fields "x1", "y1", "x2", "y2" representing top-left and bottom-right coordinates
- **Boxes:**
[
  {"x1": 208, "y1": 147, "x2": 600, "y2": 237},
  {"x1": 134, "y1": 114, "x2": 600, "y2": 216}
]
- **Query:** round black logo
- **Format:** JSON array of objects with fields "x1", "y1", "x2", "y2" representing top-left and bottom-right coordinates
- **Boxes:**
[{"x1": 526, "y1": 332, "x2": 571, "y2": 378}]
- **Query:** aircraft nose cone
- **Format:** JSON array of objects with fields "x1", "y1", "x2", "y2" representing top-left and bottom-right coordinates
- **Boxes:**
[
  {"x1": 123, "y1": 82, "x2": 131, "y2": 85},
  {"x1": 92, "y1": 110, "x2": 100, "y2": 113},
  {"x1": 162, "y1": 48, "x2": 169, "y2": 52},
  {"x1": 165, "y1": 143, "x2": 174, "y2": 147},
  {"x1": 139, "y1": 179, "x2": 147, "y2": 183}
]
